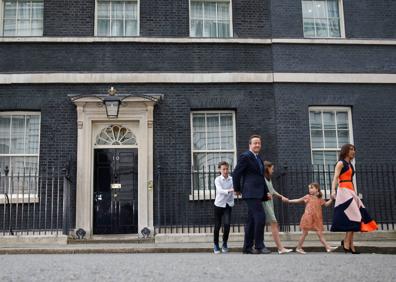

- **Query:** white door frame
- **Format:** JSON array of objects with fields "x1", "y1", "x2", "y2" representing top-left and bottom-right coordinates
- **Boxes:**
[{"x1": 71, "y1": 96, "x2": 159, "y2": 237}]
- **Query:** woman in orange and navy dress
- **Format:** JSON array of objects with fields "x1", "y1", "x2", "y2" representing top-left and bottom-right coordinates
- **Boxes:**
[{"x1": 331, "y1": 144, "x2": 377, "y2": 254}]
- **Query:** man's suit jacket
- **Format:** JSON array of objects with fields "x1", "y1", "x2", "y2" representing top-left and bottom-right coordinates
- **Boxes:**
[{"x1": 232, "y1": 151, "x2": 269, "y2": 200}]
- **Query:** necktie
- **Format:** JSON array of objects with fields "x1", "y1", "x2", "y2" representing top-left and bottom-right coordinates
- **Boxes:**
[{"x1": 256, "y1": 155, "x2": 263, "y2": 174}]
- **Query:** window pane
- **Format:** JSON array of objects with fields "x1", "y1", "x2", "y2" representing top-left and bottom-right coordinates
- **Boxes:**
[
  {"x1": 125, "y1": 2, "x2": 137, "y2": 20},
  {"x1": 193, "y1": 153, "x2": 206, "y2": 170},
  {"x1": 0, "y1": 116, "x2": 11, "y2": 154},
  {"x1": 204, "y1": 2, "x2": 216, "y2": 20},
  {"x1": 217, "y1": 21, "x2": 230, "y2": 37},
  {"x1": 323, "y1": 111, "x2": 336, "y2": 129},
  {"x1": 312, "y1": 151, "x2": 324, "y2": 165},
  {"x1": 31, "y1": 20, "x2": 43, "y2": 35},
  {"x1": 98, "y1": 3, "x2": 110, "y2": 18},
  {"x1": 324, "y1": 151, "x2": 337, "y2": 167},
  {"x1": 191, "y1": 19, "x2": 203, "y2": 37},
  {"x1": 203, "y1": 20, "x2": 217, "y2": 37},
  {"x1": 191, "y1": 2, "x2": 203, "y2": 19},
  {"x1": 10, "y1": 116, "x2": 25, "y2": 154},
  {"x1": 32, "y1": 1, "x2": 44, "y2": 19},
  {"x1": 337, "y1": 130, "x2": 349, "y2": 146},
  {"x1": 315, "y1": 18, "x2": 329, "y2": 37},
  {"x1": 0, "y1": 157, "x2": 10, "y2": 177},
  {"x1": 192, "y1": 114, "x2": 206, "y2": 150},
  {"x1": 327, "y1": 0, "x2": 339, "y2": 17},
  {"x1": 206, "y1": 114, "x2": 220, "y2": 150},
  {"x1": 313, "y1": 0, "x2": 327, "y2": 18},
  {"x1": 336, "y1": 112, "x2": 348, "y2": 129},
  {"x1": 17, "y1": 20, "x2": 31, "y2": 36},
  {"x1": 24, "y1": 156, "x2": 38, "y2": 173},
  {"x1": 125, "y1": 20, "x2": 138, "y2": 36},
  {"x1": 217, "y1": 3, "x2": 229, "y2": 20},
  {"x1": 18, "y1": 1, "x2": 31, "y2": 20},
  {"x1": 4, "y1": 1, "x2": 17, "y2": 19},
  {"x1": 324, "y1": 130, "x2": 337, "y2": 148},
  {"x1": 3, "y1": 19, "x2": 17, "y2": 36},
  {"x1": 97, "y1": 19, "x2": 110, "y2": 36},
  {"x1": 303, "y1": 18, "x2": 315, "y2": 37},
  {"x1": 207, "y1": 152, "x2": 221, "y2": 168},
  {"x1": 329, "y1": 18, "x2": 340, "y2": 37},
  {"x1": 302, "y1": 1, "x2": 314, "y2": 18},
  {"x1": 25, "y1": 115, "x2": 40, "y2": 154},
  {"x1": 309, "y1": 111, "x2": 322, "y2": 129},
  {"x1": 220, "y1": 114, "x2": 233, "y2": 150},
  {"x1": 111, "y1": 19, "x2": 124, "y2": 36},
  {"x1": 10, "y1": 156, "x2": 24, "y2": 175},
  {"x1": 220, "y1": 153, "x2": 234, "y2": 169},
  {"x1": 203, "y1": 2, "x2": 217, "y2": 37},
  {"x1": 111, "y1": 2, "x2": 124, "y2": 19},
  {"x1": 311, "y1": 130, "x2": 323, "y2": 148}
]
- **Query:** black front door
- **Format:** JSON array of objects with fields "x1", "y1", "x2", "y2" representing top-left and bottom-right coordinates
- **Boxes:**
[{"x1": 93, "y1": 148, "x2": 138, "y2": 234}]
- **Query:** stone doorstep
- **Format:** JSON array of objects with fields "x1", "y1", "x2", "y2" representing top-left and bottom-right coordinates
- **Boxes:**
[
  {"x1": 154, "y1": 230, "x2": 396, "y2": 244},
  {"x1": 0, "y1": 231, "x2": 395, "y2": 245},
  {"x1": 0, "y1": 235, "x2": 68, "y2": 245},
  {"x1": 0, "y1": 243, "x2": 396, "y2": 255}
]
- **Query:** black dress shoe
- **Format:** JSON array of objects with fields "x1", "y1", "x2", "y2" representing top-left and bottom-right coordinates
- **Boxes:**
[
  {"x1": 242, "y1": 248, "x2": 255, "y2": 254},
  {"x1": 350, "y1": 248, "x2": 360, "y2": 254},
  {"x1": 256, "y1": 247, "x2": 272, "y2": 254}
]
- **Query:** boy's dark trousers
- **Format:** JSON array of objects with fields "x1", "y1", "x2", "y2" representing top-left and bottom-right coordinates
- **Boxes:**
[{"x1": 214, "y1": 204, "x2": 232, "y2": 245}]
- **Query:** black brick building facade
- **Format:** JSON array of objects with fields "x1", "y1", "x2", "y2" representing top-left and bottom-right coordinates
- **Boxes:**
[{"x1": 1, "y1": 0, "x2": 395, "y2": 235}]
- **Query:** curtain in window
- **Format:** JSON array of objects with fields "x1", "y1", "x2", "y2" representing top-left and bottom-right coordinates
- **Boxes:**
[
  {"x1": 302, "y1": 0, "x2": 341, "y2": 38},
  {"x1": 3, "y1": 0, "x2": 43, "y2": 36},
  {"x1": 190, "y1": 1, "x2": 231, "y2": 38},
  {"x1": 192, "y1": 113, "x2": 235, "y2": 170},
  {"x1": 97, "y1": 0, "x2": 138, "y2": 36}
]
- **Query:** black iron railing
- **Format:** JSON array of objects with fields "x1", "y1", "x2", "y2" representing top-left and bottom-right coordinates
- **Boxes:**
[
  {"x1": 154, "y1": 164, "x2": 396, "y2": 233},
  {"x1": 0, "y1": 164, "x2": 73, "y2": 236}
]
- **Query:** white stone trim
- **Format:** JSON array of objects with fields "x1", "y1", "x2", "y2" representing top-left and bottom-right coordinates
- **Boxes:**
[
  {"x1": 0, "y1": 194, "x2": 39, "y2": 204},
  {"x1": 271, "y1": 38, "x2": 396, "y2": 45},
  {"x1": 0, "y1": 36, "x2": 270, "y2": 44},
  {"x1": 273, "y1": 73, "x2": 396, "y2": 84},
  {"x1": 1, "y1": 37, "x2": 396, "y2": 45},
  {"x1": 0, "y1": 72, "x2": 274, "y2": 84},
  {"x1": 1, "y1": 72, "x2": 396, "y2": 84}
]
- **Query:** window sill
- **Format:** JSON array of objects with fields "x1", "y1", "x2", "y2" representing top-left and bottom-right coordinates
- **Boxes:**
[
  {"x1": 0, "y1": 194, "x2": 39, "y2": 204},
  {"x1": 188, "y1": 191, "x2": 240, "y2": 201},
  {"x1": 189, "y1": 190, "x2": 216, "y2": 201}
]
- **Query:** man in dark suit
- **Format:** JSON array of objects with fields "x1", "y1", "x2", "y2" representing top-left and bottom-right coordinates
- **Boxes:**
[{"x1": 233, "y1": 134, "x2": 271, "y2": 254}]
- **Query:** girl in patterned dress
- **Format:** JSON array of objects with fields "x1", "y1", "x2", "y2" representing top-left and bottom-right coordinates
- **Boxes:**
[{"x1": 286, "y1": 183, "x2": 338, "y2": 254}]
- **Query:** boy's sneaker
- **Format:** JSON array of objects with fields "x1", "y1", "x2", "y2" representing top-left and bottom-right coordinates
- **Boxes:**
[
  {"x1": 222, "y1": 243, "x2": 229, "y2": 253},
  {"x1": 214, "y1": 244, "x2": 221, "y2": 254}
]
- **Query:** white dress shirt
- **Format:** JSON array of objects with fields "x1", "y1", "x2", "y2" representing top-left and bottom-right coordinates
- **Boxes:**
[{"x1": 214, "y1": 175, "x2": 234, "y2": 208}]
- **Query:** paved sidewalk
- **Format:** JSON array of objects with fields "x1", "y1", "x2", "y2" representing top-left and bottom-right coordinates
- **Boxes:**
[
  {"x1": 1, "y1": 231, "x2": 395, "y2": 254},
  {"x1": 1, "y1": 240, "x2": 395, "y2": 255}
]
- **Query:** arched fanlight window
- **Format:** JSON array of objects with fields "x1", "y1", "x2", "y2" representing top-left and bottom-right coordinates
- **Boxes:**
[{"x1": 96, "y1": 125, "x2": 137, "y2": 145}]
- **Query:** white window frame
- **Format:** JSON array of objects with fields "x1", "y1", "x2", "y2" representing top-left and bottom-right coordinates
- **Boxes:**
[
  {"x1": 0, "y1": 0, "x2": 44, "y2": 37},
  {"x1": 189, "y1": 0, "x2": 233, "y2": 38},
  {"x1": 302, "y1": 0, "x2": 345, "y2": 38},
  {"x1": 190, "y1": 110, "x2": 236, "y2": 200},
  {"x1": 308, "y1": 106, "x2": 354, "y2": 195},
  {"x1": 0, "y1": 111, "x2": 41, "y2": 204},
  {"x1": 94, "y1": 0, "x2": 140, "y2": 37}
]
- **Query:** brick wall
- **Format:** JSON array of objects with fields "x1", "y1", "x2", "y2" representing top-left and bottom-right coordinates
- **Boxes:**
[
  {"x1": 273, "y1": 83, "x2": 396, "y2": 165},
  {"x1": 0, "y1": 43, "x2": 273, "y2": 73}
]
